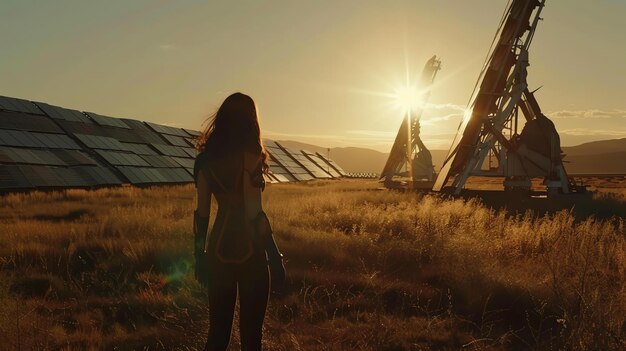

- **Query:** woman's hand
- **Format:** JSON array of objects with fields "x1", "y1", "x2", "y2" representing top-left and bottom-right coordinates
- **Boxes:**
[
  {"x1": 268, "y1": 254, "x2": 286, "y2": 290},
  {"x1": 264, "y1": 232, "x2": 286, "y2": 291}
]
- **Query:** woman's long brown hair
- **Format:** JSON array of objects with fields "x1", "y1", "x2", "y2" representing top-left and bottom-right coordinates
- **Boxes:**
[{"x1": 196, "y1": 92, "x2": 269, "y2": 172}]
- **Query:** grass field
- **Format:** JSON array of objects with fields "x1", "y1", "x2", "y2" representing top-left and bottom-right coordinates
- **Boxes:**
[{"x1": 1, "y1": 179, "x2": 625, "y2": 350}]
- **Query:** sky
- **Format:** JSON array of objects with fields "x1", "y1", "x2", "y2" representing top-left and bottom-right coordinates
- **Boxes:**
[{"x1": 0, "y1": 0, "x2": 624, "y2": 152}]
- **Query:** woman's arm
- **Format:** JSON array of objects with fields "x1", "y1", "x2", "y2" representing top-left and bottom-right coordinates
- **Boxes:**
[
  {"x1": 264, "y1": 233, "x2": 282, "y2": 262},
  {"x1": 194, "y1": 170, "x2": 211, "y2": 287},
  {"x1": 195, "y1": 169, "x2": 211, "y2": 250},
  {"x1": 196, "y1": 169, "x2": 211, "y2": 217},
  {"x1": 265, "y1": 232, "x2": 286, "y2": 289},
  {"x1": 260, "y1": 209, "x2": 286, "y2": 288}
]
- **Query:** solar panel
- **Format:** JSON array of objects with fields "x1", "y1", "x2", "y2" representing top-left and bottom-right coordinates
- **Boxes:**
[
  {"x1": 9, "y1": 148, "x2": 40, "y2": 164},
  {"x1": 271, "y1": 173, "x2": 292, "y2": 183},
  {"x1": 0, "y1": 165, "x2": 33, "y2": 189},
  {"x1": 0, "y1": 111, "x2": 63, "y2": 133},
  {"x1": 95, "y1": 150, "x2": 119, "y2": 166},
  {"x1": 263, "y1": 173, "x2": 279, "y2": 184},
  {"x1": 78, "y1": 165, "x2": 122, "y2": 185},
  {"x1": 151, "y1": 144, "x2": 189, "y2": 157},
  {"x1": 74, "y1": 134, "x2": 128, "y2": 151},
  {"x1": 265, "y1": 141, "x2": 313, "y2": 181},
  {"x1": 143, "y1": 168, "x2": 163, "y2": 183},
  {"x1": 263, "y1": 139, "x2": 279, "y2": 149},
  {"x1": 0, "y1": 129, "x2": 24, "y2": 146},
  {"x1": 18, "y1": 165, "x2": 62, "y2": 187},
  {"x1": 0, "y1": 95, "x2": 351, "y2": 191},
  {"x1": 35, "y1": 102, "x2": 92, "y2": 123},
  {"x1": 116, "y1": 167, "x2": 179, "y2": 184},
  {"x1": 105, "y1": 126, "x2": 164, "y2": 144},
  {"x1": 53, "y1": 167, "x2": 92, "y2": 187},
  {"x1": 284, "y1": 148, "x2": 332, "y2": 179},
  {"x1": 118, "y1": 166, "x2": 194, "y2": 184},
  {"x1": 64, "y1": 167, "x2": 99, "y2": 186},
  {"x1": 138, "y1": 154, "x2": 179, "y2": 168},
  {"x1": 140, "y1": 168, "x2": 157, "y2": 183},
  {"x1": 147, "y1": 168, "x2": 167, "y2": 182},
  {"x1": 0, "y1": 96, "x2": 43, "y2": 115},
  {"x1": 0, "y1": 130, "x2": 81, "y2": 149},
  {"x1": 54, "y1": 119, "x2": 150, "y2": 145},
  {"x1": 95, "y1": 150, "x2": 151, "y2": 167},
  {"x1": 145, "y1": 122, "x2": 190, "y2": 137},
  {"x1": 51, "y1": 149, "x2": 98, "y2": 166},
  {"x1": 32, "y1": 133, "x2": 82, "y2": 149},
  {"x1": 0, "y1": 148, "x2": 12, "y2": 163},
  {"x1": 85, "y1": 112, "x2": 131, "y2": 129},
  {"x1": 28, "y1": 132, "x2": 57, "y2": 148},
  {"x1": 170, "y1": 156, "x2": 195, "y2": 169},
  {"x1": 302, "y1": 150, "x2": 341, "y2": 178},
  {"x1": 117, "y1": 167, "x2": 141, "y2": 183},
  {"x1": 162, "y1": 168, "x2": 181, "y2": 182},
  {"x1": 53, "y1": 119, "x2": 98, "y2": 135},
  {"x1": 267, "y1": 158, "x2": 297, "y2": 182},
  {"x1": 183, "y1": 148, "x2": 197, "y2": 158},
  {"x1": 160, "y1": 134, "x2": 190, "y2": 147},
  {"x1": 122, "y1": 143, "x2": 158, "y2": 155},
  {"x1": 0, "y1": 146, "x2": 66, "y2": 166},
  {"x1": 121, "y1": 118, "x2": 152, "y2": 132},
  {"x1": 316, "y1": 152, "x2": 348, "y2": 176},
  {"x1": 167, "y1": 167, "x2": 193, "y2": 182}
]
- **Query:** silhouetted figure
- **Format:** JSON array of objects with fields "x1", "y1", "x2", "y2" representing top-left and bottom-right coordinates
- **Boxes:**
[{"x1": 193, "y1": 93, "x2": 286, "y2": 351}]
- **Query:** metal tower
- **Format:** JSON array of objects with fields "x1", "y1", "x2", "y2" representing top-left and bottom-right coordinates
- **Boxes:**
[
  {"x1": 433, "y1": 0, "x2": 575, "y2": 196},
  {"x1": 380, "y1": 55, "x2": 441, "y2": 189}
]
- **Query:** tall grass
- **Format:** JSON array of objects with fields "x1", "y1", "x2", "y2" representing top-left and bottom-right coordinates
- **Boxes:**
[{"x1": 1, "y1": 180, "x2": 624, "y2": 350}]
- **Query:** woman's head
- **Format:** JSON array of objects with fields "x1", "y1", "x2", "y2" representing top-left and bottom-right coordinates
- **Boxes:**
[{"x1": 196, "y1": 93, "x2": 268, "y2": 171}]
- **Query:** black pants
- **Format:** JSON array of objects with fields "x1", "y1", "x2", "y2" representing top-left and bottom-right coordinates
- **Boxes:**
[{"x1": 205, "y1": 258, "x2": 269, "y2": 351}]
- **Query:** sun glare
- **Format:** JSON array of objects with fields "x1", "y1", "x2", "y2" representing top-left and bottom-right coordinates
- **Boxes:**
[{"x1": 393, "y1": 86, "x2": 424, "y2": 112}]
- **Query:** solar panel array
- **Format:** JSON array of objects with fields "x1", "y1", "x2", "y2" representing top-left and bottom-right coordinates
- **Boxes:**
[
  {"x1": 264, "y1": 140, "x2": 314, "y2": 182},
  {"x1": 302, "y1": 150, "x2": 342, "y2": 178},
  {"x1": 315, "y1": 152, "x2": 348, "y2": 177},
  {"x1": 0, "y1": 95, "x2": 346, "y2": 191},
  {"x1": 289, "y1": 149, "x2": 333, "y2": 179}
]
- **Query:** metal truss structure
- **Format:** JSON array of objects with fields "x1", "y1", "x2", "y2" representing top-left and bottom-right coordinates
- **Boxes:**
[
  {"x1": 433, "y1": 0, "x2": 577, "y2": 196},
  {"x1": 380, "y1": 55, "x2": 441, "y2": 189}
]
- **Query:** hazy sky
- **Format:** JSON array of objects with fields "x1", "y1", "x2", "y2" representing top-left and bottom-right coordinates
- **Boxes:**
[{"x1": 1, "y1": 0, "x2": 624, "y2": 151}]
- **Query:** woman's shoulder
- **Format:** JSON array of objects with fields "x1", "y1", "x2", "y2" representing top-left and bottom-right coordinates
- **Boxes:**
[
  {"x1": 193, "y1": 150, "x2": 212, "y2": 181},
  {"x1": 193, "y1": 150, "x2": 242, "y2": 177}
]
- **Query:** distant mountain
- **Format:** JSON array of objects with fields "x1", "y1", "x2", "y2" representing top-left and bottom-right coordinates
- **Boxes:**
[
  {"x1": 277, "y1": 140, "x2": 448, "y2": 174},
  {"x1": 276, "y1": 138, "x2": 626, "y2": 175},
  {"x1": 326, "y1": 147, "x2": 390, "y2": 175},
  {"x1": 275, "y1": 140, "x2": 329, "y2": 156},
  {"x1": 562, "y1": 138, "x2": 626, "y2": 174},
  {"x1": 562, "y1": 138, "x2": 626, "y2": 156},
  {"x1": 564, "y1": 152, "x2": 626, "y2": 174}
]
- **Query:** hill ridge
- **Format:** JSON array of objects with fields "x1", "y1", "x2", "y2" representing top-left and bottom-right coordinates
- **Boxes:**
[{"x1": 276, "y1": 138, "x2": 626, "y2": 174}]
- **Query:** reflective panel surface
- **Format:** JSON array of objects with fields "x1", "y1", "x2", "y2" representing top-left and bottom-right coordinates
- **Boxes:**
[{"x1": 0, "y1": 96, "x2": 347, "y2": 192}]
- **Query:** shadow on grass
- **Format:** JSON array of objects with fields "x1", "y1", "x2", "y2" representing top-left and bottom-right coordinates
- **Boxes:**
[
  {"x1": 450, "y1": 190, "x2": 625, "y2": 222},
  {"x1": 32, "y1": 209, "x2": 93, "y2": 222}
]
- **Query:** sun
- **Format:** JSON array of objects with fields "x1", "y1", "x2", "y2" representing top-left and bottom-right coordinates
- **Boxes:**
[{"x1": 393, "y1": 85, "x2": 425, "y2": 112}]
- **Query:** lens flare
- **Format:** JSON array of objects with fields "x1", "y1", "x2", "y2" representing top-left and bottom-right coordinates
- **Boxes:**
[{"x1": 393, "y1": 86, "x2": 425, "y2": 112}]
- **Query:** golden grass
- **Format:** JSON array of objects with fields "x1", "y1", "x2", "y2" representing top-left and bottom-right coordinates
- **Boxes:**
[{"x1": 1, "y1": 179, "x2": 625, "y2": 350}]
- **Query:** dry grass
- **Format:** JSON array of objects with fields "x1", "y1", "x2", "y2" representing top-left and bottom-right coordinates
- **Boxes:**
[{"x1": 1, "y1": 179, "x2": 625, "y2": 350}]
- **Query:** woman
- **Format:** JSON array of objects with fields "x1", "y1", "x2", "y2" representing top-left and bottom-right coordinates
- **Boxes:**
[{"x1": 193, "y1": 92, "x2": 286, "y2": 351}]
